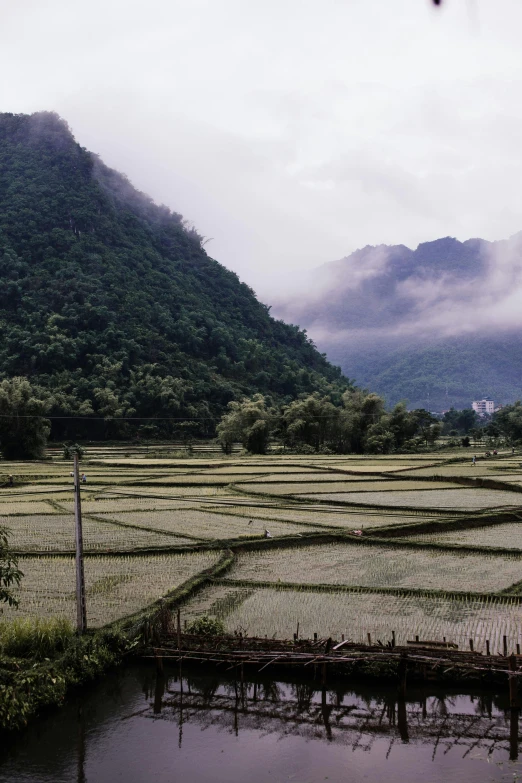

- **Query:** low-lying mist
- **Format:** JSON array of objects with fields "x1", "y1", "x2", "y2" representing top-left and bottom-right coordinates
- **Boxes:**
[{"x1": 271, "y1": 232, "x2": 522, "y2": 408}]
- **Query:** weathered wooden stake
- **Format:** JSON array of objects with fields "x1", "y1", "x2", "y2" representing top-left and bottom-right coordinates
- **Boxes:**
[
  {"x1": 177, "y1": 607, "x2": 181, "y2": 650},
  {"x1": 296, "y1": 622, "x2": 299, "y2": 640},
  {"x1": 415, "y1": 635, "x2": 419, "y2": 643},
  {"x1": 392, "y1": 630, "x2": 396, "y2": 648},
  {"x1": 504, "y1": 635, "x2": 508, "y2": 657},
  {"x1": 510, "y1": 708, "x2": 519, "y2": 761},
  {"x1": 341, "y1": 634, "x2": 345, "y2": 642},
  {"x1": 397, "y1": 652, "x2": 409, "y2": 743},
  {"x1": 367, "y1": 632, "x2": 372, "y2": 646},
  {"x1": 153, "y1": 671, "x2": 164, "y2": 714},
  {"x1": 509, "y1": 655, "x2": 519, "y2": 708},
  {"x1": 486, "y1": 639, "x2": 490, "y2": 656},
  {"x1": 469, "y1": 639, "x2": 474, "y2": 652},
  {"x1": 398, "y1": 652, "x2": 408, "y2": 699},
  {"x1": 517, "y1": 643, "x2": 520, "y2": 656},
  {"x1": 314, "y1": 632, "x2": 318, "y2": 642},
  {"x1": 74, "y1": 453, "x2": 87, "y2": 634},
  {"x1": 160, "y1": 599, "x2": 169, "y2": 635}
]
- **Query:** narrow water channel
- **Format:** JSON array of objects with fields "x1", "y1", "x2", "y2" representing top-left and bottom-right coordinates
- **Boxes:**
[{"x1": 2, "y1": 665, "x2": 522, "y2": 783}]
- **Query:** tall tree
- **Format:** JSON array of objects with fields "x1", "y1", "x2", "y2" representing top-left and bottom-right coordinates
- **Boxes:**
[
  {"x1": 493, "y1": 402, "x2": 522, "y2": 443},
  {"x1": 216, "y1": 394, "x2": 272, "y2": 454},
  {"x1": 0, "y1": 377, "x2": 50, "y2": 458}
]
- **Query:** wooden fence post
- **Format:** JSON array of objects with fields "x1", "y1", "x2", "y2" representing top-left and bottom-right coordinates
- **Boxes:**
[{"x1": 509, "y1": 654, "x2": 519, "y2": 708}]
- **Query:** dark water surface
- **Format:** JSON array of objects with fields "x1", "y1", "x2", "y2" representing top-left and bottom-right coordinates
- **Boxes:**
[{"x1": 2, "y1": 664, "x2": 522, "y2": 783}]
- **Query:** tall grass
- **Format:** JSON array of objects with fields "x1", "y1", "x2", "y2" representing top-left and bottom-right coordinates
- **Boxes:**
[{"x1": 0, "y1": 616, "x2": 73, "y2": 658}]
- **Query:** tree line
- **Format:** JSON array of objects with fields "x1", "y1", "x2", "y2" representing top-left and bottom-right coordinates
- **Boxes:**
[{"x1": 216, "y1": 392, "x2": 442, "y2": 454}]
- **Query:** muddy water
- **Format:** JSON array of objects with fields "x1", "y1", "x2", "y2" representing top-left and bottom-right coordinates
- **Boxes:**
[{"x1": 1, "y1": 665, "x2": 522, "y2": 782}]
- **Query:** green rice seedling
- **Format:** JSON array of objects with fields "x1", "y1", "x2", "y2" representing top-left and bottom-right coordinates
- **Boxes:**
[
  {"x1": 3, "y1": 513, "x2": 195, "y2": 552},
  {"x1": 56, "y1": 498, "x2": 199, "y2": 514},
  {"x1": 183, "y1": 585, "x2": 522, "y2": 652},
  {"x1": 238, "y1": 480, "x2": 458, "y2": 495},
  {"x1": 203, "y1": 504, "x2": 439, "y2": 530},
  {"x1": 100, "y1": 509, "x2": 322, "y2": 539},
  {"x1": 2, "y1": 551, "x2": 221, "y2": 626},
  {"x1": 0, "y1": 485, "x2": 72, "y2": 496},
  {"x1": 411, "y1": 523, "x2": 522, "y2": 550},
  {"x1": 237, "y1": 472, "x2": 356, "y2": 484},
  {"x1": 0, "y1": 616, "x2": 73, "y2": 658},
  {"x1": 405, "y1": 465, "x2": 516, "y2": 478},
  {"x1": 140, "y1": 475, "x2": 238, "y2": 485},
  {"x1": 297, "y1": 488, "x2": 522, "y2": 510},
  {"x1": 0, "y1": 501, "x2": 59, "y2": 515},
  {"x1": 227, "y1": 542, "x2": 522, "y2": 592},
  {"x1": 201, "y1": 466, "x2": 321, "y2": 475},
  {"x1": 105, "y1": 486, "x2": 231, "y2": 498},
  {"x1": 313, "y1": 463, "x2": 434, "y2": 473}
]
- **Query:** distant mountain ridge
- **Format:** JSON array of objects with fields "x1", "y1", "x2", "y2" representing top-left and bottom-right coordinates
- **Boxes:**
[
  {"x1": 274, "y1": 233, "x2": 522, "y2": 410},
  {"x1": 0, "y1": 111, "x2": 346, "y2": 439}
]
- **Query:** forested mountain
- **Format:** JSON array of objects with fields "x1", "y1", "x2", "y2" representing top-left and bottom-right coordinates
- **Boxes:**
[
  {"x1": 0, "y1": 112, "x2": 346, "y2": 439},
  {"x1": 274, "y1": 235, "x2": 522, "y2": 410}
]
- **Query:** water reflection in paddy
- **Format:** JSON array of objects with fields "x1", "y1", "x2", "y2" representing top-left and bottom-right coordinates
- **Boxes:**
[{"x1": 1, "y1": 665, "x2": 522, "y2": 783}]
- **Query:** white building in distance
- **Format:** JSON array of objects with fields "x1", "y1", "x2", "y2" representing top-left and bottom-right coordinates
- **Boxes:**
[{"x1": 472, "y1": 398, "x2": 495, "y2": 416}]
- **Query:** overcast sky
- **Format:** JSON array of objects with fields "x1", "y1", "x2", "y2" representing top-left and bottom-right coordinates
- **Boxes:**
[{"x1": 1, "y1": 0, "x2": 522, "y2": 297}]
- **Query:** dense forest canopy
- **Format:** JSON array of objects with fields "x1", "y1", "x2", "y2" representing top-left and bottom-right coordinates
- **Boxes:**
[{"x1": 0, "y1": 112, "x2": 347, "y2": 440}]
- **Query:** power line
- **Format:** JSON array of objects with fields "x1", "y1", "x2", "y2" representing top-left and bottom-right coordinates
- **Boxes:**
[{"x1": 0, "y1": 411, "x2": 410, "y2": 421}]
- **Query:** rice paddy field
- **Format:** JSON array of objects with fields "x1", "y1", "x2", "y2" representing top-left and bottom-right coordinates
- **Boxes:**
[
  {"x1": 298, "y1": 488, "x2": 522, "y2": 510},
  {"x1": 411, "y1": 522, "x2": 522, "y2": 551},
  {"x1": 3, "y1": 445, "x2": 522, "y2": 650},
  {"x1": 184, "y1": 584, "x2": 522, "y2": 653},
  {"x1": 225, "y1": 541, "x2": 522, "y2": 592},
  {"x1": 1, "y1": 552, "x2": 220, "y2": 626}
]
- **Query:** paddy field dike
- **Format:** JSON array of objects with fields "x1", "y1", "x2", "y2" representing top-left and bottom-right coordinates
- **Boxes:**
[{"x1": 4, "y1": 444, "x2": 522, "y2": 653}]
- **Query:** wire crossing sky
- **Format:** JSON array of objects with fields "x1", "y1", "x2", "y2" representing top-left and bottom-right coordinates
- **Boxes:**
[{"x1": 1, "y1": 0, "x2": 521, "y2": 296}]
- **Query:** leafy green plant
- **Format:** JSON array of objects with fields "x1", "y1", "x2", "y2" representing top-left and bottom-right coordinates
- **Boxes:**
[
  {"x1": 0, "y1": 526, "x2": 22, "y2": 608},
  {"x1": 62, "y1": 442, "x2": 85, "y2": 460},
  {"x1": 186, "y1": 615, "x2": 225, "y2": 636}
]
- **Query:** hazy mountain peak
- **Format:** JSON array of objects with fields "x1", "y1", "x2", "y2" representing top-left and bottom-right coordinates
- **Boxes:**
[{"x1": 274, "y1": 230, "x2": 522, "y2": 410}]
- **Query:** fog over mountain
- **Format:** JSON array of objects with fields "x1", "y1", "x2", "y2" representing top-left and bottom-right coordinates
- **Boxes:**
[{"x1": 273, "y1": 233, "x2": 522, "y2": 410}]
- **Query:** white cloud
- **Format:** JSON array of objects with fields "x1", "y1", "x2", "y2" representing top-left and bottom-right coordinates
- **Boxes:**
[{"x1": 2, "y1": 0, "x2": 522, "y2": 297}]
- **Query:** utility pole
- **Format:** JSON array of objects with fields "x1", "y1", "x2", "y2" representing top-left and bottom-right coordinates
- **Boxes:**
[{"x1": 74, "y1": 452, "x2": 87, "y2": 633}]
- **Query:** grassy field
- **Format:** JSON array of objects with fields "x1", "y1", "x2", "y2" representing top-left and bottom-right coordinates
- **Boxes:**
[{"x1": 3, "y1": 445, "x2": 522, "y2": 649}]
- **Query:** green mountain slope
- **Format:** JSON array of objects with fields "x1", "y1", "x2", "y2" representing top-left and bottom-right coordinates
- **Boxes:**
[
  {"x1": 0, "y1": 112, "x2": 345, "y2": 439},
  {"x1": 325, "y1": 335, "x2": 522, "y2": 411}
]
